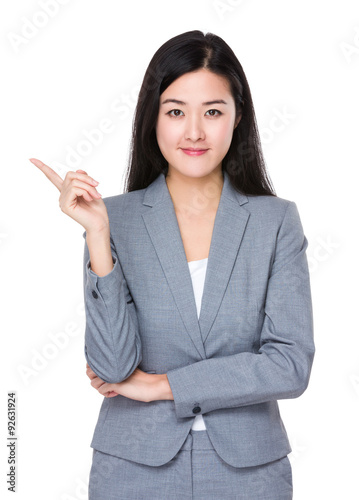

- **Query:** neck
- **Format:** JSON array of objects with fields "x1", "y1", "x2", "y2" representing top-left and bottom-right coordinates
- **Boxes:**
[{"x1": 165, "y1": 168, "x2": 224, "y2": 217}]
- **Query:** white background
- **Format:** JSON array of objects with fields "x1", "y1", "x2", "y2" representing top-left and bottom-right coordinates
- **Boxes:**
[{"x1": 1, "y1": 1, "x2": 359, "y2": 498}]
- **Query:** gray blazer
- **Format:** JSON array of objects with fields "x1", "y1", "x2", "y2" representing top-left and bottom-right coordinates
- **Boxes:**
[{"x1": 82, "y1": 170, "x2": 315, "y2": 468}]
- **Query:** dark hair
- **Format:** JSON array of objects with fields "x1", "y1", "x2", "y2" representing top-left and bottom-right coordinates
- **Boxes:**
[{"x1": 123, "y1": 30, "x2": 276, "y2": 197}]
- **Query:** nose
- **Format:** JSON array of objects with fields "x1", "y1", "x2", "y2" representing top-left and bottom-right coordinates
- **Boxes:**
[{"x1": 184, "y1": 113, "x2": 205, "y2": 142}]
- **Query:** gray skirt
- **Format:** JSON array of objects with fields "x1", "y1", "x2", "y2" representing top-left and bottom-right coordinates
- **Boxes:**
[{"x1": 88, "y1": 429, "x2": 293, "y2": 500}]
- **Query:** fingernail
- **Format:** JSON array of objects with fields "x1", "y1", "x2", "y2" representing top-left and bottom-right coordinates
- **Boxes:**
[
  {"x1": 92, "y1": 180, "x2": 99, "y2": 185},
  {"x1": 96, "y1": 192, "x2": 102, "y2": 197}
]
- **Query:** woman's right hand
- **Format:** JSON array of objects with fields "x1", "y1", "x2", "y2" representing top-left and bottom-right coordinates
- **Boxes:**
[{"x1": 29, "y1": 158, "x2": 109, "y2": 233}]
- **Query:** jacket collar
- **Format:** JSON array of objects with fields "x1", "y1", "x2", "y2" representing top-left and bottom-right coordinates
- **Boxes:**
[
  {"x1": 142, "y1": 169, "x2": 248, "y2": 208},
  {"x1": 142, "y1": 171, "x2": 250, "y2": 359}
]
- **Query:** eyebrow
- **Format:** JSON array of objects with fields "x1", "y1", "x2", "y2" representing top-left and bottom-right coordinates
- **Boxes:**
[{"x1": 161, "y1": 98, "x2": 228, "y2": 106}]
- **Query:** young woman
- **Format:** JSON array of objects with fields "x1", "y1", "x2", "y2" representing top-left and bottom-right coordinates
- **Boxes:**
[{"x1": 30, "y1": 30, "x2": 315, "y2": 500}]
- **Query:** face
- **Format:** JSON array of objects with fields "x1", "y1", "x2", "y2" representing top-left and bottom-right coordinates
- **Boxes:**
[{"x1": 155, "y1": 68, "x2": 241, "y2": 181}]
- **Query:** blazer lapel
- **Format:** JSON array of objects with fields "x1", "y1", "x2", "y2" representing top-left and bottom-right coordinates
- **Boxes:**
[{"x1": 141, "y1": 171, "x2": 250, "y2": 360}]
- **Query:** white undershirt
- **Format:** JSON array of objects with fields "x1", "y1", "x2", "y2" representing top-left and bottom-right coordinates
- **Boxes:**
[{"x1": 187, "y1": 257, "x2": 208, "y2": 431}]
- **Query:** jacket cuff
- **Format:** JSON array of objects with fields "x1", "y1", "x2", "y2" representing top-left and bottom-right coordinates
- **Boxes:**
[
  {"x1": 85, "y1": 255, "x2": 119, "y2": 299},
  {"x1": 166, "y1": 363, "x2": 208, "y2": 420}
]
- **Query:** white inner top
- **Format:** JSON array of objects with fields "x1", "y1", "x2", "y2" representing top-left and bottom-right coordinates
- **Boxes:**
[{"x1": 187, "y1": 257, "x2": 208, "y2": 431}]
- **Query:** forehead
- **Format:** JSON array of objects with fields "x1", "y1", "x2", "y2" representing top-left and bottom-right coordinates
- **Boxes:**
[{"x1": 160, "y1": 69, "x2": 232, "y2": 99}]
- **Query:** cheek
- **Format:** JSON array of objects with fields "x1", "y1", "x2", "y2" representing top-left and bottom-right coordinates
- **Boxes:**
[
  {"x1": 157, "y1": 123, "x2": 179, "y2": 152},
  {"x1": 214, "y1": 121, "x2": 235, "y2": 148}
]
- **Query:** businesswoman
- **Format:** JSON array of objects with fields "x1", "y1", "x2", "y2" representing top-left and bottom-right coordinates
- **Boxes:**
[{"x1": 30, "y1": 30, "x2": 315, "y2": 500}]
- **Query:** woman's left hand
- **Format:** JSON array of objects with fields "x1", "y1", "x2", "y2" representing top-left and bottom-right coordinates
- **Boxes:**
[{"x1": 85, "y1": 363, "x2": 166, "y2": 402}]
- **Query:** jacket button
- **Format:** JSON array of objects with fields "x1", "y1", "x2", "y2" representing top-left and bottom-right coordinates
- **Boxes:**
[
  {"x1": 92, "y1": 290, "x2": 98, "y2": 299},
  {"x1": 192, "y1": 406, "x2": 201, "y2": 414}
]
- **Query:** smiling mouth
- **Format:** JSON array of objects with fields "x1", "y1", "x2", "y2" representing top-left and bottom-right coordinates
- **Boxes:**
[
  {"x1": 181, "y1": 148, "x2": 208, "y2": 151},
  {"x1": 181, "y1": 148, "x2": 209, "y2": 156}
]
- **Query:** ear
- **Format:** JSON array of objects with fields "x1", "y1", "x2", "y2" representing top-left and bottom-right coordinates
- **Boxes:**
[{"x1": 234, "y1": 112, "x2": 242, "y2": 129}]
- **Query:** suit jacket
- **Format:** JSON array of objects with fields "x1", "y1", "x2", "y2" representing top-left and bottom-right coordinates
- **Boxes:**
[{"x1": 82, "y1": 170, "x2": 315, "y2": 468}]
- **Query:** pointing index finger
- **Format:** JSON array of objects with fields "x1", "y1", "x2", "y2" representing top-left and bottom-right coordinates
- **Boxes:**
[{"x1": 29, "y1": 158, "x2": 64, "y2": 192}]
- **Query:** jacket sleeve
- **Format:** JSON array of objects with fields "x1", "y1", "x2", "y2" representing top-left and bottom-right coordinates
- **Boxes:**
[
  {"x1": 166, "y1": 201, "x2": 315, "y2": 419},
  {"x1": 82, "y1": 229, "x2": 142, "y2": 384}
]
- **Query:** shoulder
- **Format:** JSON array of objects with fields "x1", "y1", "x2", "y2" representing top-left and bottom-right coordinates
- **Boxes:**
[
  {"x1": 242, "y1": 193, "x2": 304, "y2": 238},
  {"x1": 245, "y1": 192, "x2": 296, "y2": 217},
  {"x1": 102, "y1": 188, "x2": 147, "y2": 222}
]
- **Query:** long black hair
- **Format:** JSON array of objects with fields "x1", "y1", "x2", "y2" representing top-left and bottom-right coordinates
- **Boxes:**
[{"x1": 123, "y1": 30, "x2": 276, "y2": 197}]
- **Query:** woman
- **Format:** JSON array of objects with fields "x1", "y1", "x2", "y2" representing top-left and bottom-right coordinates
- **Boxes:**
[{"x1": 30, "y1": 30, "x2": 315, "y2": 500}]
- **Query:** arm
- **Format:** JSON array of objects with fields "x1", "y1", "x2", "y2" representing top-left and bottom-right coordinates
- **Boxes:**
[
  {"x1": 28, "y1": 159, "x2": 142, "y2": 384},
  {"x1": 83, "y1": 226, "x2": 142, "y2": 384},
  {"x1": 85, "y1": 227, "x2": 114, "y2": 277},
  {"x1": 166, "y1": 201, "x2": 315, "y2": 419}
]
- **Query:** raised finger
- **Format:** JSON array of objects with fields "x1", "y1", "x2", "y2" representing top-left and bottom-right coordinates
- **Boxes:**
[{"x1": 29, "y1": 158, "x2": 64, "y2": 192}]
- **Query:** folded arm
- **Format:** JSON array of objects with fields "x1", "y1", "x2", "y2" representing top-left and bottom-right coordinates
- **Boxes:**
[
  {"x1": 82, "y1": 228, "x2": 142, "y2": 384},
  {"x1": 166, "y1": 201, "x2": 315, "y2": 419}
]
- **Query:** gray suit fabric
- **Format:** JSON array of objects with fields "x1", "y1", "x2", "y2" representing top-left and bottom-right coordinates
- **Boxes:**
[
  {"x1": 83, "y1": 170, "x2": 315, "y2": 469},
  {"x1": 89, "y1": 429, "x2": 293, "y2": 499}
]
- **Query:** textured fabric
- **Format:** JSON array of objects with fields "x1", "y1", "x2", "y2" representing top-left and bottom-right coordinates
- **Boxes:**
[
  {"x1": 89, "y1": 430, "x2": 293, "y2": 499},
  {"x1": 83, "y1": 170, "x2": 315, "y2": 468},
  {"x1": 188, "y1": 257, "x2": 208, "y2": 431}
]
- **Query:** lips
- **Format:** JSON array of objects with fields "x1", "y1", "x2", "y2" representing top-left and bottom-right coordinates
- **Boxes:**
[
  {"x1": 181, "y1": 148, "x2": 209, "y2": 156},
  {"x1": 182, "y1": 148, "x2": 208, "y2": 151}
]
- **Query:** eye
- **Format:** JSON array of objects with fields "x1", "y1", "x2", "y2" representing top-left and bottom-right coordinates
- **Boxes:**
[
  {"x1": 205, "y1": 109, "x2": 222, "y2": 117},
  {"x1": 167, "y1": 109, "x2": 184, "y2": 117},
  {"x1": 166, "y1": 109, "x2": 223, "y2": 118}
]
